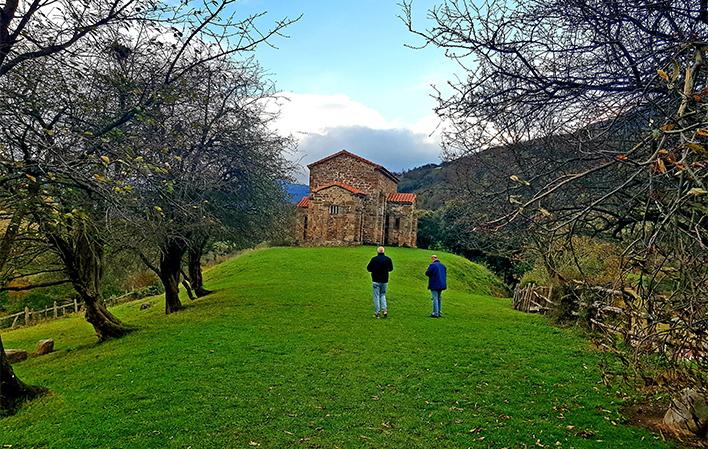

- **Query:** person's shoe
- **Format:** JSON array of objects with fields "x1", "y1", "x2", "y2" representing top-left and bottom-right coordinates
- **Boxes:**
[
  {"x1": 374, "y1": 313, "x2": 380, "y2": 319},
  {"x1": 430, "y1": 314, "x2": 438, "y2": 318},
  {"x1": 382, "y1": 311, "x2": 388, "y2": 318}
]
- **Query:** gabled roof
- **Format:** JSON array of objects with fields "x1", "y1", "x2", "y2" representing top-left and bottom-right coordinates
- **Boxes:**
[
  {"x1": 387, "y1": 192, "x2": 416, "y2": 204},
  {"x1": 312, "y1": 181, "x2": 367, "y2": 196},
  {"x1": 296, "y1": 196, "x2": 310, "y2": 208},
  {"x1": 307, "y1": 150, "x2": 400, "y2": 183}
]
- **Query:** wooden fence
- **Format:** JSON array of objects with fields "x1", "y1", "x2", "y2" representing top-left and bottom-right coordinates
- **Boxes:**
[
  {"x1": 512, "y1": 283, "x2": 556, "y2": 313},
  {"x1": 512, "y1": 283, "x2": 706, "y2": 357},
  {"x1": 0, "y1": 299, "x2": 81, "y2": 330},
  {"x1": 0, "y1": 292, "x2": 139, "y2": 330},
  {"x1": 513, "y1": 283, "x2": 636, "y2": 323}
]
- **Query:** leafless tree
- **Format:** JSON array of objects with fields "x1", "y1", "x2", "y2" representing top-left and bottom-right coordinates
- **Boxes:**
[
  {"x1": 121, "y1": 56, "x2": 293, "y2": 313},
  {"x1": 403, "y1": 0, "x2": 707, "y2": 395},
  {"x1": 0, "y1": 0, "x2": 296, "y2": 414}
]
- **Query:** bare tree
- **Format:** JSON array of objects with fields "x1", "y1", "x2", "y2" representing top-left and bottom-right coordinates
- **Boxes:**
[
  {"x1": 123, "y1": 57, "x2": 292, "y2": 313},
  {"x1": 403, "y1": 0, "x2": 707, "y2": 398},
  {"x1": 0, "y1": 0, "x2": 296, "y2": 413},
  {"x1": 0, "y1": 0, "x2": 152, "y2": 77}
]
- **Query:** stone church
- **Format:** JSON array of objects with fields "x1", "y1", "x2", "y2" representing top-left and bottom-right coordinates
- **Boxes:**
[{"x1": 295, "y1": 150, "x2": 417, "y2": 247}]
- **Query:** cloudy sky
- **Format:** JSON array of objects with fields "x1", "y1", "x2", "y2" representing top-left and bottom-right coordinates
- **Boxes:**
[{"x1": 233, "y1": 0, "x2": 459, "y2": 182}]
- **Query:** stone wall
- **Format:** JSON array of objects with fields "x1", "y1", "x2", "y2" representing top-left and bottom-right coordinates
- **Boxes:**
[
  {"x1": 295, "y1": 207, "x2": 307, "y2": 243},
  {"x1": 360, "y1": 194, "x2": 383, "y2": 244},
  {"x1": 378, "y1": 175, "x2": 398, "y2": 196},
  {"x1": 309, "y1": 153, "x2": 394, "y2": 196},
  {"x1": 298, "y1": 151, "x2": 417, "y2": 248},
  {"x1": 298, "y1": 186, "x2": 364, "y2": 245},
  {"x1": 384, "y1": 203, "x2": 417, "y2": 247}
]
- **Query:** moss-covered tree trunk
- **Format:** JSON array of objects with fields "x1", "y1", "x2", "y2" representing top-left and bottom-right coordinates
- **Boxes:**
[
  {"x1": 0, "y1": 210, "x2": 48, "y2": 415},
  {"x1": 187, "y1": 240, "x2": 211, "y2": 297},
  {"x1": 0, "y1": 209, "x2": 23, "y2": 271},
  {"x1": 159, "y1": 238, "x2": 187, "y2": 314},
  {"x1": 83, "y1": 294, "x2": 131, "y2": 341},
  {"x1": 0, "y1": 335, "x2": 47, "y2": 416},
  {"x1": 180, "y1": 272, "x2": 196, "y2": 301},
  {"x1": 47, "y1": 229, "x2": 132, "y2": 340}
]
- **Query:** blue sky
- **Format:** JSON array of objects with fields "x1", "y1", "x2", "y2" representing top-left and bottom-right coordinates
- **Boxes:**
[{"x1": 231, "y1": 0, "x2": 460, "y2": 180}]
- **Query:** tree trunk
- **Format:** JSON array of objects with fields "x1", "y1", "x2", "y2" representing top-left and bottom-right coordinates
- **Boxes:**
[
  {"x1": 180, "y1": 271, "x2": 196, "y2": 301},
  {"x1": 83, "y1": 294, "x2": 131, "y2": 341},
  {"x1": 187, "y1": 243, "x2": 211, "y2": 297},
  {"x1": 0, "y1": 209, "x2": 23, "y2": 273},
  {"x1": 160, "y1": 239, "x2": 186, "y2": 314},
  {"x1": 0, "y1": 335, "x2": 47, "y2": 416},
  {"x1": 161, "y1": 272, "x2": 182, "y2": 314},
  {"x1": 47, "y1": 229, "x2": 132, "y2": 340},
  {"x1": 0, "y1": 210, "x2": 48, "y2": 415}
]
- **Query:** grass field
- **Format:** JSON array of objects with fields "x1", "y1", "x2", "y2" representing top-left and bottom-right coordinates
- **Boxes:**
[{"x1": 0, "y1": 246, "x2": 673, "y2": 448}]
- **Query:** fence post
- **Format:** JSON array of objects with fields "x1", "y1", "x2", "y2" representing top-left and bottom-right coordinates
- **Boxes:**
[
  {"x1": 74, "y1": 298, "x2": 79, "y2": 313},
  {"x1": 24, "y1": 306, "x2": 30, "y2": 325},
  {"x1": 54, "y1": 301, "x2": 58, "y2": 318}
]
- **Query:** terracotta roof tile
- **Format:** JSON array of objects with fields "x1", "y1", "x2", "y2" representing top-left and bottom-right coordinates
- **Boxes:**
[
  {"x1": 296, "y1": 196, "x2": 310, "y2": 208},
  {"x1": 387, "y1": 192, "x2": 416, "y2": 204},
  {"x1": 312, "y1": 181, "x2": 367, "y2": 195}
]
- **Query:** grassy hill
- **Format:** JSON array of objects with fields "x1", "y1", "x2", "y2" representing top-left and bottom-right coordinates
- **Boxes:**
[{"x1": 0, "y1": 247, "x2": 672, "y2": 448}]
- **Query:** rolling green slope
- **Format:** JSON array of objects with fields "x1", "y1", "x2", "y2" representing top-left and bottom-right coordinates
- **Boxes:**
[{"x1": 0, "y1": 247, "x2": 672, "y2": 448}]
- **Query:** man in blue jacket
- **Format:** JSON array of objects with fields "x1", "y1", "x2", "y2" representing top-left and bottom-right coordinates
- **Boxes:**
[
  {"x1": 367, "y1": 246, "x2": 393, "y2": 318},
  {"x1": 425, "y1": 255, "x2": 447, "y2": 318}
]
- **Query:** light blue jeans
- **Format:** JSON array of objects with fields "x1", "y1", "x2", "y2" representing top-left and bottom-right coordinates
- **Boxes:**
[
  {"x1": 372, "y1": 282, "x2": 388, "y2": 315},
  {"x1": 431, "y1": 290, "x2": 442, "y2": 317}
]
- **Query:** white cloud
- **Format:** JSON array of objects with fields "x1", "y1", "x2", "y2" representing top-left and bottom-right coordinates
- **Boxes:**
[
  {"x1": 410, "y1": 113, "x2": 446, "y2": 144},
  {"x1": 268, "y1": 92, "x2": 446, "y2": 183},
  {"x1": 271, "y1": 92, "x2": 392, "y2": 137}
]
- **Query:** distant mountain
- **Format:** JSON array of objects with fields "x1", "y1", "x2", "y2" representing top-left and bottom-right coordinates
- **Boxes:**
[
  {"x1": 398, "y1": 163, "x2": 451, "y2": 210},
  {"x1": 284, "y1": 183, "x2": 309, "y2": 203}
]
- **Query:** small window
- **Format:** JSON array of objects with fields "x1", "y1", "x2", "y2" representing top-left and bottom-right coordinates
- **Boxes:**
[
  {"x1": 395, "y1": 218, "x2": 401, "y2": 230},
  {"x1": 329, "y1": 205, "x2": 340, "y2": 215}
]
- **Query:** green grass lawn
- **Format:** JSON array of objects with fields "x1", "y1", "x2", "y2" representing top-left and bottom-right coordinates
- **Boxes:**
[{"x1": 0, "y1": 246, "x2": 672, "y2": 448}]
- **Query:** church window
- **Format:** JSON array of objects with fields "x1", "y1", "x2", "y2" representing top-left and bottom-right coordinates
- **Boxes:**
[{"x1": 329, "y1": 205, "x2": 339, "y2": 215}]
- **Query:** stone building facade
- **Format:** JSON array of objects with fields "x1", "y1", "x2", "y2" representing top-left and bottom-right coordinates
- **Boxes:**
[{"x1": 295, "y1": 150, "x2": 417, "y2": 247}]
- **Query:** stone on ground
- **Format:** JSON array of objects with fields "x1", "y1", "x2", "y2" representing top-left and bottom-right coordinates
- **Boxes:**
[
  {"x1": 663, "y1": 388, "x2": 708, "y2": 437},
  {"x1": 35, "y1": 339, "x2": 54, "y2": 356},
  {"x1": 4, "y1": 349, "x2": 28, "y2": 363}
]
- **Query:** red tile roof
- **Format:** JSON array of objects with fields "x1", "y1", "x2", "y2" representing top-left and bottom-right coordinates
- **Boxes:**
[
  {"x1": 387, "y1": 192, "x2": 416, "y2": 204},
  {"x1": 296, "y1": 196, "x2": 310, "y2": 208},
  {"x1": 307, "y1": 150, "x2": 399, "y2": 183},
  {"x1": 312, "y1": 181, "x2": 367, "y2": 196}
]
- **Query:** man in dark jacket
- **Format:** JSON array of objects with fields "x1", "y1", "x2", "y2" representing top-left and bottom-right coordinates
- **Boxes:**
[
  {"x1": 366, "y1": 246, "x2": 393, "y2": 318},
  {"x1": 425, "y1": 255, "x2": 447, "y2": 318}
]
